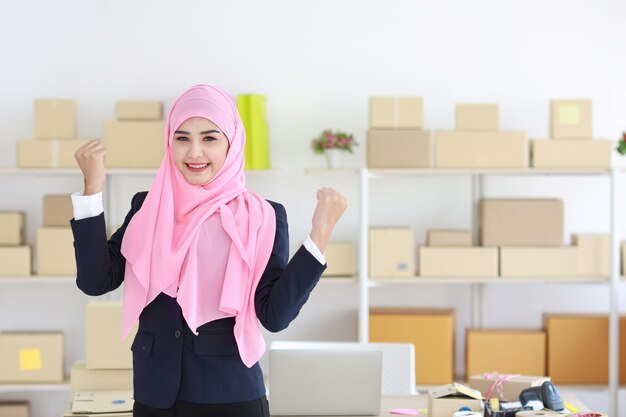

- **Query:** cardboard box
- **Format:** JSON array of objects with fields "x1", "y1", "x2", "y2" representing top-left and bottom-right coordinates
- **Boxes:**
[
  {"x1": 370, "y1": 308, "x2": 454, "y2": 385},
  {"x1": 103, "y1": 121, "x2": 165, "y2": 168},
  {"x1": 500, "y1": 247, "x2": 577, "y2": 277},
  {"x1": 469, "y1": 373, "x2": 549, "y2": 403},
  {"x1": 115, "y1": 101, "x2": 163, "y2": 120},
  {"x1": 322, "y1": 242, "x2": 357, "y2": 277},
  {"x1": 435, "y1": 131, "x2": 527, "y2": 168},
  {"x1": 427, "y1": 230, "x2": 472, "y2": 247},
  {"x1": 428, "y1": 383, "x2": 484, "y2": 417},
  {"x1": 369, "y1": 97, "x2": 423, "y2": 129},
  {"x1": 17, "y1": 139, "x2": 89, "y2": 168},
  {"x1": 455, "y1": 104, "x2": 499, "y2": 131},
  {"x1": 70, "y1": 361, "x2": 133, "y2": 395},
  {"x1": 369, "y1": 228, "x2": 414, "y2": 277},
  {"x1": 466, "y1": 329, "x2": 546, "y2": 378},
  {"x1": 573, "y1": 234, "x2": 610, "y2": 276},
  {"x1": 545, "y1": 314, "x2": 608, "y2": 384},
  {"x1": 34, "y1": 99, "x2": 76, "y2": 139},
  {"x1": 72, "y1": 390, "x2": 133, "y2": 414},
  {"x1": 37, "y1": 227, "x2": 75, "y2": 276},
  {"x1": 0, "y1": 402, "x2": 29, "y2": 417},
  {"x1": 531, "y1": 139, "x2": 611, "y2": 169},
  {"x1": 550, "y1": 99, "x2": 592, "y2": 139},
  {"x1": 367, "y1": 129, "x2": 432, "y2": 169},
  {"x1": 480, "y1": 199, "x2": 564, "y2": 247},
  {"x1": 0, "y1": 332, "x2": 63, "y2": 383},
  {"x1": 43, "y1": 195, "x2": 73, "y2": 227},
  {"x1": 0, "y1": 246, "x2": 31, "y2": 276},
  {"x1": 419, "y1": 247, "x2": 498, "y2": 277},
  {"x1": 0, "y1": 211, "x2": 25, "y2": 245},
  {"x1": 86, "y1": 301, "x2": 137, "y2": 369}
]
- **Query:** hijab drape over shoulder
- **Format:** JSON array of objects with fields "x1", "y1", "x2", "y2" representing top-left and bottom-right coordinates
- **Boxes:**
[{"x1": 120, "y1": 84, "x2": 276, "y2": 367}]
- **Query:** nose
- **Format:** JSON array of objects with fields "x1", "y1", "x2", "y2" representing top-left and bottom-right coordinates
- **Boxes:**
[{"x1": 188, "y1": 139, "x2": 203, "y2": 158}]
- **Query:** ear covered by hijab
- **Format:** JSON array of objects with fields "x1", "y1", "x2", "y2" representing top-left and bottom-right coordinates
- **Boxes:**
[{"x1": 120, "y1": 84, "x2": 277, "y2": 367}]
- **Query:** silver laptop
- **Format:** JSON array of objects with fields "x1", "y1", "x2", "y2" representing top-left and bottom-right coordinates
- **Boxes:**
[{"x1": 268, "y1": 343, "x2": 382, "y2": 416}]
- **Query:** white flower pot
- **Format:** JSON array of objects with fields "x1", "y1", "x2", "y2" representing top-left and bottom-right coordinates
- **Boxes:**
[{"x1": 325, "y1": 149, "x2": 344, "y2": 169}]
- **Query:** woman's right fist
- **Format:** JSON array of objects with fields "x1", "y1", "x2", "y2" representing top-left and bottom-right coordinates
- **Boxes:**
[{"x1": 74, "y1": 139, "x2": 107, "y2": 195}]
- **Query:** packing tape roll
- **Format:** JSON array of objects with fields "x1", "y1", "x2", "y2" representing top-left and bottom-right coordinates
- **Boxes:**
[
  {"x1": 452, "y1": 412, "x2": 481, "y2": 417},
  {"x1": 516, "y1": 411, "x2": 561, "y2": 417}
]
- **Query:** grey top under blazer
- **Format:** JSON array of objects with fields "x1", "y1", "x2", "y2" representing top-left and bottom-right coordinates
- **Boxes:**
[{"x1": 70, "y1": 191, "x2": 326, "y2": 408}]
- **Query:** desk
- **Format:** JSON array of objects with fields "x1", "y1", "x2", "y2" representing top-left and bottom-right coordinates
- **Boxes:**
[{"x1": 270, "y1": 393, "x2": 591, "y2": 417}]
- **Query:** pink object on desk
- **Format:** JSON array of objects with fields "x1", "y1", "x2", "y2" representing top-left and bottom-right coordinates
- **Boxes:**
[{"x1": 390, "y1": 408, "x2": 420, "y2": 415}]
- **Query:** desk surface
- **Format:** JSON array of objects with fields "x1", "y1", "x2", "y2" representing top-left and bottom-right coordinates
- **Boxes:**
[{"x1": 270, "y1": 393, "x2": 590, "y2": 417}]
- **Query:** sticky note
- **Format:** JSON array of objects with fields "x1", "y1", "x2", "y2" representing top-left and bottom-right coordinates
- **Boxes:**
[
  {"x1": 558, "y1": 104, "x2": 580, "y2": 125},
  {"x1": 390, "y1": 409, "x2": 419, "y2": 415},
  {"x1": 19, "y1": 348, "x2": 42, "y2": 371}
]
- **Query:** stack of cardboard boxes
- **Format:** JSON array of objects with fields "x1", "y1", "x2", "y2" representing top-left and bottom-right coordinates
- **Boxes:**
[
  {"x1": 37, "y1": 195, "x2": 75, "y2": 276},
  {"x1": 436, "y1": 104, "x2": 527, "y2": 168},
  {"x1": 65, "y1": 301, "x2": 135, "y2": 416},
  {"x1": 0, "y1": 211, "x2": 30, "y2": 276},
  {"x1": 17, "y1": 100, "x2": 88, "y2": 168},
  {"x1": 104, "y1": 101, "x2": 164, "y2": 168},
  {"x1": 367, "y1": 97, "x2": 432, "y2": 169},
  {"x1": 532, "y1": 100, "x2": 611, "y2": 168}
]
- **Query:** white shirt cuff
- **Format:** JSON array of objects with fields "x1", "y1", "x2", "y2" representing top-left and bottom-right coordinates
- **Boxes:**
[
  {"x1": 71, "y1": 190, "x2": 104, "y2": 220},
  {"x1": 303, "y1": 236, "x2": 326, "y2": 265}
]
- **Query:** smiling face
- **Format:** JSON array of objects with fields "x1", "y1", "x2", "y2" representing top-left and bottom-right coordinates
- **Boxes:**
[{"x1": 171, "y1": 117, "x2": 230, "y2": 185}]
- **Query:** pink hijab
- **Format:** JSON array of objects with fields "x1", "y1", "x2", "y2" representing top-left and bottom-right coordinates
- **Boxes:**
[{"x1": 120, "y1": 84, "x2": 276, "y2": 367}]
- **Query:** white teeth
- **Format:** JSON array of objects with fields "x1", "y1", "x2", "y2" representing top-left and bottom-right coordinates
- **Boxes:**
[{"x1": 187, "y1": 163, "x2": 208, "y2": 169}]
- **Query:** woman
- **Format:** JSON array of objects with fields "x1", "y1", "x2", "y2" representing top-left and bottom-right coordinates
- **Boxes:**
[{"x1": 71, "y1": 84, "x2": 347, "y2": 416}]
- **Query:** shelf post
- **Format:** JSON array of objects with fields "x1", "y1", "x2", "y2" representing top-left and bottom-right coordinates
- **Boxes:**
[
  {"x1": 358, "y1": 168, "x2": 369, "y2": 343},
  {"x1": 609, "y1": 168, "x2": 620, "y2": 417}
]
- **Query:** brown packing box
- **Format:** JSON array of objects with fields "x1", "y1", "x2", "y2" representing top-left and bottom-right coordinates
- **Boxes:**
[
  {"x1": 480, "y1": 199, "x2": 564, "y2": 246},
  {"x1": 419, "y1": 247, "x2": 498, "y2": 277},
  {"x1": 455, "y1": 104, "x2": 499, "y2": 131},
  {"x1": 369, "y1": 97, "x2": 423, "y2": 129},
  {"x1": 435, "y1": 131, "x2": 527, "y2": 168},
  {"x1": 17, "y1": 139, "x2": 89, "y2": 168},
  {"x1": 322, "y1": 242, "x2": 357, "y2": 277},
  {"x1": 573, "y1": 234, "x2": 610, "y2": 276},
  {"x1": 37, "y1": 227, "x2": 75, "y2": 276},
  {"x1": 367, "y1": 129, "x2": 432, "y2": 169},
  {"x1": 369, "y1": 228, "x2": 414, "y2": 278},
  {"x1": 34, "y1": 99, "x2": 76, "y2": 139},
  {"x1": 531, "y1": 140, "x2": 611, "y2": 169},
  {"x1": 500, "y1": 247, "x2": 577, "y2": 277},
  {"x1": 427, "y1": 230, "x2": 472, "y2": 247},
  {"x1": 465, "y1": 329, "x2": 546, "y2": 378},
  {"x1": 550, "y1": 99, "x2": 592, "y2": 139},
  {"x1": 369, "y1": 308, "x2": 454, "y2": 385},
  {"x1": 0, "y1": 246, "x2": 31, "y2": 276},
  {"x1": 43, "y1": 195, "x2": 73, "y2": 227},
  {"x1": 428, "y1": 383, "x2": 484, "y2": 417},
  {"x1": 0, "y1": 332, "x2": 63, "y2": 383},
  {"x1": 115, "y1": 101, "x2": 163, "y2": 120},
  {"x1": 545, "y1": 314, "x2": 608, "y2": 384},
  {"x1": 86, "y1": 301, "x2": 137, "y2": 369},
  {"x1": 103, "y1": 121, "x2": 165, "y2": 168},
  {"x1": 0, "y1": 402, "x2": 29, "y2": 417},
  {"x1": 0, "y1": 211, "x2": 25, "y2": 245},
  {"x1": 70, "y1": 360, "x2": 133, "y2": 395},
  {"x1": 468, "y1": 374, "x2": 549, "y2": 403}
]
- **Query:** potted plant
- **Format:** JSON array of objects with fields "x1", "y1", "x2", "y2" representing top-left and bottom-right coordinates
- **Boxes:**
[
  {"x1": 311, "y1": 129, "x2": 358, "y2": 169},
  {"x1": 617, "y1": 132, "x2": 626, "y2": 155}
]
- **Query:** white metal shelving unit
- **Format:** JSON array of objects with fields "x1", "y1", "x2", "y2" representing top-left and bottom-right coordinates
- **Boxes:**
[{"x1": 357, "y1": 167, "x2": 620, "y2": 417}]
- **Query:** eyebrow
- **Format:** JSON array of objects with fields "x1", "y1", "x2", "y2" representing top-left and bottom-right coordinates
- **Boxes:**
[{"x1": 174, "y1": 129, "x2": 222, "y2": 135}]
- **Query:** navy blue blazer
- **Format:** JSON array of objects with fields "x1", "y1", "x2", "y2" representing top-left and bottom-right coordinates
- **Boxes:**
[{"x1": 71, "y1": 192, "x2": 326, "y2": 408}]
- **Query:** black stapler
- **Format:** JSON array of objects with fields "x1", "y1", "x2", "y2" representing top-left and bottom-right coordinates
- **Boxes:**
[{"x1": 519, "y1": 381, "x2": 564, "y2": 411}]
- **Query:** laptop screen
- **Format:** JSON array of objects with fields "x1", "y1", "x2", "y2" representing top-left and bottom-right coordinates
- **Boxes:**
[{"x1": 269, "y1": 345, "x2": 382, "y2": 416}]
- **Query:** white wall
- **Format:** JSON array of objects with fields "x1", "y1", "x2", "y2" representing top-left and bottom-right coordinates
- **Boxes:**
[{"x1": 1, "y1": 0, "x2": 626, "y2": 415}]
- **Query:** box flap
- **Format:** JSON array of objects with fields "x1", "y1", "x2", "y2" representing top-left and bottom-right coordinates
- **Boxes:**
[{"x1": 430, "y1": 382, "x2": 484, "y2": 400}]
